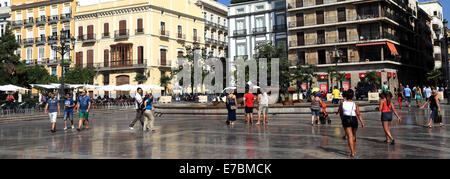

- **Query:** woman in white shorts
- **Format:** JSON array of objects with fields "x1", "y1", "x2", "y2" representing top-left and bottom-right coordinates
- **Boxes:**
[{"x1": 256, "y1": 90, "x2": 269, "y2": 125}]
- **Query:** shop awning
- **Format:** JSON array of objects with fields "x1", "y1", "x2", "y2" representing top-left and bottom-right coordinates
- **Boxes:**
[
  {"x1": 386, "y1": 42, "x2": 399, "y2": 56},
  {"x1": 356, "y1": 42, "x2": 386, "y2": 47}
]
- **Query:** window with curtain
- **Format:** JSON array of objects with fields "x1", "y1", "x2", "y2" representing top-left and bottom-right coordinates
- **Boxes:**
[
  {"x1": 236, "y1": 19, "x2": 245, "y2": 30},
  {"x1": 38, "y1": 46, "x2": 44, "y2": 62},
  {"x1": 255, "y1": 16, "x2": 264, "y2": 28},
  {"x1": 237, "y1": 43, "x2": 246, "y2": 56}
]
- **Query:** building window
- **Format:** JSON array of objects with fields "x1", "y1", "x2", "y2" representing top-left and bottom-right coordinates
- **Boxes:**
[
  {"x1": 137, "y1": 18, "x2": 143, "y2": 33},
  {"x1": 338, "y1": 7, "x2": 346, "y2": 22},
  {"x1": 160, "y1": 49, "x2": 167, "y2": 66},
  {"x1": 359, "y1": 23, "x2": 380, "y2": 40},
  {"x1": 317, "y1": 30, "x2": 325, "y2": 44},
  {"x1": 236, "y1": 8, "x2": 244, "y2": 14},
  {"x1": 193, "y1": 28, "x2": 197, "y2": 41},
  {"x1": 177, "y1": 25, "x2": 182, "y2": 38},
  {"x1": 256, "y1": 5, "x2": 264, "y2": 11},
  {"x1": 51, "y1": 67, "x2": 57, "y2": 76},
  {"x1": 316, "y1": 0, "x2": 323, "y2": 5},
  {"x1": 296, "y1": 13, "x2": 304, "y2": 27},
  {"x1": 103, "y1": 23, "x2": 109, "y2": 37},
  {"x1": 160, "y1": 21, "x2": 166, "y2": 35},
  {"x1": 297, "y1": 32, "x2": 304, "y2": 46},
  {"x1": 338, "y1": 27, "x2": 347, "y2": 42},
  {"x1": 318, "y1": 50, "x2": 326, "y2": 64},
  {"x1": 297, "y1": 51, "x2": 305, "y2": 65},
  {"x1": 316, "y1": 10, "x2": 324, "y2": 24},
  {"x1": 137, "y1": 46, "x2": 144, "y2": 64}
]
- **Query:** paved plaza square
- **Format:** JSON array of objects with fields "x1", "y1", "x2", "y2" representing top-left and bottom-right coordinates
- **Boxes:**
[{"x1": 0, "y1": 105, "x2": 449, "y2": 159}]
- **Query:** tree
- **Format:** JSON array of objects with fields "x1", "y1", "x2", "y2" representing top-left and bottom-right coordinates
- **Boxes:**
[
  {"x1": 363, "y1": 71, "x2": 381, "y2": 91},
  {"x1": 335, "y1": 72, "x2": 347, "y2": 90},
  {"x1": 327, "y1": 67, "x2": 337, "y2": 89},
  {"x1": 0, "y1": 24, "x2": 21, "y2": 85},
  {"x1": 23, "y1": 65, "x2": 58, "y2": 87},
  {"x1": 64, "y1": 67, "x2": 96, "y2": 84},
  {"x1": 160, "y1": 74, "x2": 172, "y2": 95},
  {"x1": 134, "y1": 73, "x2": 148, "y2": 84},
  {"x1": 171, "y1": 44, "x2": 209, "y2": 94},
  {"x1": 427, "y1": 69, "x2": 442, "y2": 87}
]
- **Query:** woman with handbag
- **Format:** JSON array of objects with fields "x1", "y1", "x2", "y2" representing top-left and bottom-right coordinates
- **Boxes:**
[
  {"x1": 226, "y1": 91, "x2": 238, "y2": 126},
  {"x1": 379, "y1": 91, "x2": 401, "y2": 145},
  {"x1": 420, "y1": 90, "x2": 443, "y2": 127},
  {"x1": 338, "y1": 89, "x2": 364, "y2": 158}
]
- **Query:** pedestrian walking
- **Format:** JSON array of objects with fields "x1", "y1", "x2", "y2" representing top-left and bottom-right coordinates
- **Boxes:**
[
  {"x1": 76, "y1": 90, "x2": 91, "y2": 131},
  {"x1": 256, "y1": 89, "x2": 269, "y2": 125},
  {"x1": 332, "y1": 86, "x2": 340, "y2": 104},
  {"x1": 379, "y1": 91, "x2": 401, "y2": 145},
  {"x1": 415, "y1": 85, "x2": 423, "y2": 106},
  {"x1": 396, "y1": 87, "x2": 404, "y2": 109},
  {"x1": 338, "y1": 89, "x2": 364, "y2": 158},
  {"x1": 404, "y1": 85, "x2": 412, "y2": 107},
  {"x1": 244, "y1": 88, "x2": 255, "y2": 124},
  {"x1": 425, "y1": 86, "x2": 432, "y2": 101},
  {"x1": 420, "y1": 90, "x2": 444, "y2": 127},
  {"x1": 63, "y1": 93, "x2": 76, "y2": 130},
  {"x1": 44, "y1": 92, "x2": 60, "y2": 133},
  {"x1": 143, "y1": 93, "x2": 156, "y2": 132},
  {"x1": 226, "y1": 90, "x2": 237, "y2": 126},
  {"x1": 129, "y1": 87, "x2": 145, "y2": 130},
  {"x1": 310, "y1": 92, "x2": 322, "y2": 126}
]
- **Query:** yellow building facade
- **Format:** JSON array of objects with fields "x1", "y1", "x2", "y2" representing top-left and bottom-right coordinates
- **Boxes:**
[
  {"x1": 11, "y1": 0, "x2": 76, "y2": 77},
  {"x1": 74, "y1": 0, "x2": 204, "y2": 98}
]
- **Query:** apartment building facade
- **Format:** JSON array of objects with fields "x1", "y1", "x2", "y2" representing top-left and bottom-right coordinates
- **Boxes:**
[
  {"x1": 419, "y1": 0, "x2": 443, "y2": 69},
  {"x1": 228, "y1": 0, "x2": 288, "y2": 61},
  {"x1": 287, "y1": 0, "x2": 433, "y2": 91},
  {"x1": 11, "y1": 0, "x2": 76, "y2": 77},
  {"x1": 0, "y1": 0, "x2": 11, "y2": 37},
  {"x1": 196, "y1": 0, "x2": 228, "y2": 59},
  {"x1": 74, "y1": 0, "x2": 204, "y2": 98}
]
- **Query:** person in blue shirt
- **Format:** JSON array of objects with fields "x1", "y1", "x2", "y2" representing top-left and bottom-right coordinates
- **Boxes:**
[
  {"x1": 404, "y1": 85, "x2": 412, "y2": 107},
  {"x1": 63, "y1": 93, "x2": 76, "y2": 130},
  {"x1": 143, "y1": 93, "x2": 155, "y2": 132},
  {"x1": 44, "y1": 92, "x2": 60, "y2": 133},
  {"x1": 76, "y1": 90, "x2": 91, "y2": 131}
]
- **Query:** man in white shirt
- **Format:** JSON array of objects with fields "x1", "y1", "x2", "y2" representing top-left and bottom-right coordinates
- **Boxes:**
[
  {"x1": 425, "y1": 86, "x2": 432, "y2": 100},
  {"x1": 129, "y1": 88, "x2": 144, "y2": 130}
]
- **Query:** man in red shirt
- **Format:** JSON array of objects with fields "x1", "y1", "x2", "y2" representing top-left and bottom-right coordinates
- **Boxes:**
[{"x1": 244, "y1": 88, "x2": 255, "y2": 124}]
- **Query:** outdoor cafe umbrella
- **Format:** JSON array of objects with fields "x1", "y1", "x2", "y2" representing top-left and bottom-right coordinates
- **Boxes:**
[{"x1": 0, "y1": 84, "x2": 29, "y2": 91}]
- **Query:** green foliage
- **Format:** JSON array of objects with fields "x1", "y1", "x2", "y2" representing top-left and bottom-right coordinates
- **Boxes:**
[
  {"x1": 427, "y1": 69, "x2": 443, "y2": 87},
  {"x1": 23, "y1": 65, "x2": 58, "y2": 87},
  {"x1": 64, "y1": 67, "x2": 96, "y2": 84},
  {"x1": 160, "y1": 74, "x2": 172, "y2": 95},
  {"x1": 134, "y1": 73, "x2": 148, "y2": 84},
  {"x1": 171, "y1": 44, "x2": 209, "y2": 93},
  {"x1": 0, "y1": 24, "x2": 20, "y2": 65},
  {"x1": 363, "y1": 71, "x2": 381, "y2": 90}
]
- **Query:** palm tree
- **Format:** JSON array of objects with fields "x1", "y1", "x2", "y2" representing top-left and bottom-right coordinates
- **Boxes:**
[
  {"x1": 335, "y1": 72, "x2": 347, "y2": 89},
  {"x1": 427, "y1": 69, "x2": 442, "y2": 87},
  {"x1": 327, "y1": 67, "x2": 337, "y2": 89},
  {"x1": 160, "y1": 74, "x2": 172, "y2": 96},
  {"x1": 363, "y1": 71, "x2": 381, "y2": 91}
]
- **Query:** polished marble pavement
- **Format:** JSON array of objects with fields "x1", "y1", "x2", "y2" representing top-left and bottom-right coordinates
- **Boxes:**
[{"x1": 0, "y1": 105, "x2": 449, "y2": 159}]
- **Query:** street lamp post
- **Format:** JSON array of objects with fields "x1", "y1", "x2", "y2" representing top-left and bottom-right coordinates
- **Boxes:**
[
  {"x1": 51, "y1": 30, "x2": 75, "y2": 104},
  {"x1": 329, "y1": 46, "x2": 343, "y2": 89}
]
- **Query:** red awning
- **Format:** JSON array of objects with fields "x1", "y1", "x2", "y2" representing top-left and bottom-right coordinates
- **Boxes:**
[
  {"x1": 356, "y1": 42, "x2": 386, "y2": 47},
  {"x1": 386, "y1": 42, "x2": 399, "y2": 56}
]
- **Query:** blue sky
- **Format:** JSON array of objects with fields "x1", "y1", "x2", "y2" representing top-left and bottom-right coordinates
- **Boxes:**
[{"x1": 218, "y1": 0, "x2": 230, "y2": 6}]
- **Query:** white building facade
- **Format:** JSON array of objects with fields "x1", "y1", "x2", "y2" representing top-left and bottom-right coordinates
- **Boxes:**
[
  {"x1": 0, "y1": 0, "x2": 11, "y2": 37},
  {"x1": 419, "y1": 0, "x2": 444, "y2": 69},
  {"x1": 228, "y1": 0, "x2": 288, "y2": 61},
  {"x1": 196, "y1": 0, "x2": 228, "y2": 59}
]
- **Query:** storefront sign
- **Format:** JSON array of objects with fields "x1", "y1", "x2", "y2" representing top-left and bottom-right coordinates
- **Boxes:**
[
  {"x1": 393, "y1": 73, "x2": 397, "y2": 78},
  {"x1": 359, "y1": 73, "x2": 367, "y2": 78},
  {"x1": 301, "y1": 83, "x2": 307, "y2": 90},
  {"x1": 346, "y1": 74, "x2": 351, "y2": 79},
  {"x1": 387, "y1": 72, "x2": 392, "y2": 78},
  {"x1": 320, "y1": 83, "x2": 328, "y2": 92},
  {"x1": 343, "y1": 82, "x2": 350, "y2": 91},
  {"x1": 377, "y1": 72, "x2": 381, "y2": 77},
  {"x1": 319, "y1": 75, "x2": 328, "y2": 80}
]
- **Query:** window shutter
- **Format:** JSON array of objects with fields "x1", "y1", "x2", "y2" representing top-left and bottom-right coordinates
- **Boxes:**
[
  {"x1": 138, "y1": 46, "x2": 143, "y2": 64},
  {"x1": 137, "y1": 19, "x2": 143, "y2": 32},
  {"x1": 104, "y1": 23, "x2": 109, "y2": 35},
  {"x1": 160, "y1": 49, "x2": 166, "y2": 66},
  {"x1": 104, "y1": 49, "x2": 109, "y2": 67},
  {"x1": 87, "y1": 50, "x2": 93, "y2": 67},
  {"x1": 78, "y1": 26, "x2": 83, "y2": 38}
]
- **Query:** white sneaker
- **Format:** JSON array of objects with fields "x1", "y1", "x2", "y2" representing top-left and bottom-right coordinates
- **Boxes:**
[
  {"x1": 71, "y1": 125, "x2": 75, "y2": 129},
  {"x1": 64, "y1": 127, "x2": 68, "y2": 130},
  {"x1": 129, "y1": 127, "x2": 134, "y2": 130}
]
